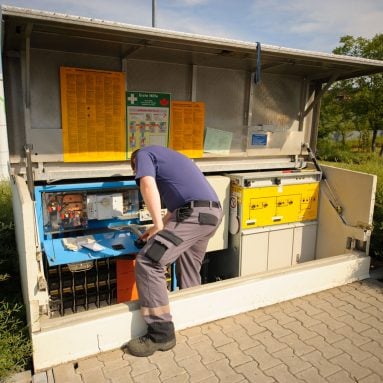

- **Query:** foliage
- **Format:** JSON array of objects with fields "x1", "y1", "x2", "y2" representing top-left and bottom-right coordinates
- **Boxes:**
[
  {"x1": 0, "y1": 181, "x2": 32, "y2": 380},
  {"x1": 319, "y1": 34, "x2": 383, "y2": 154},
  {"x1": 316, "y1": 139, "x2": 359, "y2": 163},
  {"x1": 0, "y1": 301, "x2": 32, "y2": 381},
  {"x1": 0, "y1": 181, "x2": 20, "y2": 299}
]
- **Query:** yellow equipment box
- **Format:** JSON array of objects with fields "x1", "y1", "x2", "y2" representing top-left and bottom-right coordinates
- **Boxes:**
[{"x1": 229, "y1": 170, "x2": 321, "y2": 229}]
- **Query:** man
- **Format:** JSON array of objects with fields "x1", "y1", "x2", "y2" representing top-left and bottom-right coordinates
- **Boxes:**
[{"x1": 125, "y1": 145, "x2": 223, "y2": 357}]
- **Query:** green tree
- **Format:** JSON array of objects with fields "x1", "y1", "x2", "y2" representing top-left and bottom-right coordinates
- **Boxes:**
[{"x1": 320, "y1": 34, "x2": 383, "y2": 155}]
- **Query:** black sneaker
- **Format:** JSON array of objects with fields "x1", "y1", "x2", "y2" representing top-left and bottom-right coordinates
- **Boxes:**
[{"x1": 124, "y1": 334, "x2": 176, "y2": 357}]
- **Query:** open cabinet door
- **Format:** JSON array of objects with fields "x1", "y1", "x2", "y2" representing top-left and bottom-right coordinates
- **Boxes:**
[{"x1": 316, "y1": 165, "x2": 376, "y2": 259}]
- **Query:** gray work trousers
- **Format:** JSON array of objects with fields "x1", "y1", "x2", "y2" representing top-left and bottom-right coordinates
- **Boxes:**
[{"x1": 135, "y1": 204, "x2": 223, "y2": 330}]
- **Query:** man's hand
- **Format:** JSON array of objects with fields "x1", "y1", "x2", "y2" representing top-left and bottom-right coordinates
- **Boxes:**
[{"x1": 140, "y1": 223, "x2": 163, "y2": 241}]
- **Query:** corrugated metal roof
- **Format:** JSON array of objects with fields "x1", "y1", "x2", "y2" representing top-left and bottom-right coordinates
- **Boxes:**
[{"x1": 2, "y1": 4, "x2": 383, "y2": 81}]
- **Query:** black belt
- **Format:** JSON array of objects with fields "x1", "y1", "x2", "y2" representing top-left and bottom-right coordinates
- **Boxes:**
[{"x1": 183, "y1": 200, "x2": 220, "y2": 208}]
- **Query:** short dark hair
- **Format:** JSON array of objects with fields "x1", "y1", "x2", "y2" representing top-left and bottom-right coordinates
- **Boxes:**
[{"x1": 130, "y1": 149, "x2": 140, "y2": 172}]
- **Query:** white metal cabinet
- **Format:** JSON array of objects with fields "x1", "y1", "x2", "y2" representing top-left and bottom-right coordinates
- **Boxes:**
[
  {"x1": 268, "y1": 228, "x2": 294, "y2": 271},
  {"x1": 240, "y1": 221, "x2": 317, "y2": 276},
  {"x1": 241, "y1": 231, "x2": 268, "y2": 275}
]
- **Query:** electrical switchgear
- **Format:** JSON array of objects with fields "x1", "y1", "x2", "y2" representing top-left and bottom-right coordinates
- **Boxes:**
[
  {"x1": 229, "y1": 170, "x2": 321, "y2": 276},
  {"x1": 34, "y1": 180, "x2": 172, "y2": 316}
]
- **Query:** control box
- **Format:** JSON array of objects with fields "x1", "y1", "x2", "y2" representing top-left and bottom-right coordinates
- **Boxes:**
[
  {"x1": 229, "y1": 170, "x2": 321, "y2": 230},
  {"x1": 34, "y1": 180, "x2": 156, "y2": 316},
  {"x1": 228, "y1": 170, "x2": 321, "y2": 277}
]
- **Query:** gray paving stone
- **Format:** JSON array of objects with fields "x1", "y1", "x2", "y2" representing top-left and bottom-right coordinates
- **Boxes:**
[
  {"x1": 360, "y1": 340, "x2": 383, "y2": 356},
  {"x1": 264, "y1": 363, "x2": 305, "y2": 383},
  {"x1": 195, "y1": 376, "x2": 219, "y2": 383},
  {"x1": 301, "y1": 294, "x2": 328, "y2": 307},
  {"x1": 97, "y1": 350, "x2": 124, "y2": 363},
  {"x1": 360, "y1": 315, "x2": 383, "y2": 332},
  {"x1": 294, "y1": 301, "x2": 323, "y2": 316},
  {"x1": 364, "y1": 296, "x2": 383, "y2": 309},
  {"x1": 5, "y1": 371, "x2": 32, "y2": 383},
  {"x1": 336, "y1": 313, "x2": 372, "y2": 333},
  {"x1": 263, "y1": 303, "x2": 281, "y2": 314},
  {"x1": 46, "y1": 370, "x2": 54, "y2": 383},
  {"x1": 332, "y1": 338, "x2": 373, "y2": 363},
  {"x1": 333, "y1": 291, "x2": 372, "y2": 309},
  {"x1": 295, "y1": 366, "x2": 328, "y2": 383},
  {"x1": 334, "y1": 324, "x2": 370, "y2": 346},
  {"x1": 363, "y1": 304, "x2": 383, "y2": 320},
  {"x1": 52, "y1": 363, "x2": 82, "y2": 383},
  {"x1": 80, "y1": 367, "x2": 109, "y2": 383},
  {"x1": 359, "y1": 374, "x2": 383, "y2": 383},
  {"x1": 205, "y1": 327, "x2": 234, "y2": 348},
  {"x1": 214, "y1": 316, "x2": 243, "y2": 333},
  {"x1": 161, "y1": 373, "x2": 189, "y2": 383},
  {"x1": 282, "y1": 320, "x2": 318, "y2": 341},
  {"x1": 205, "y1": 358, "x2": 244, "y2": 383},
  {"x1": 75, "y1": 356, "x2": 104, "y2": 372},
  {"x1": 288, "y1": 309, "x2": 322, "y2": 328},
  {"x1": 311, "y1": 312, "x2": 347, "y2": 331},
  {"x1": 102, "y1": 357, "x2": 131, "y2": 372},
  {"x1": 304, "y1": 335, "x2": 343, "y2": 359},
  {"x1": 361, "y1": 328, "x2": 383, "y2": 346},
  {"x1": 260, "y1": 318, "x2": 293, "y2": 338},
  {"x1": 179, "y1": 326, "x2": 202, "y2": 338},
  {"x1": 330, "y1": 353, "x2": 372, "y2": 380},
  {"x1": 359, "y1": 356, "x2": 383, "y2": 378},
  {"x1": 177, "y1": 355, "x2": 215, "y2": 382},
  {"x1": 320, "y1": 294, "x2": 348, "y2": 309},
  {"x1": 273, "y1": 346, "x2": 313, "y2": 374},
  {"x1": 326, "y1": 370, "x2": 356, "y2": 383},
  {"x1": 279, "y1": 333, "x2": 315, "y2": 356},
  {"x1": 190, "y1": 339, "x2": 225, "y2": 365},
  {"x1": 235, "y1": 361, "x2": 275, "y2": 383},
  {"x1": 310, "y1": 323, "x2": 345, "y2": 344},
  {"x1": 216, "y1": 341, "x2": 252, "y2": 367},
  {"x1": 244, "y1": 344, "x2": 282, "y2": 371},
  {"x1": 199, "y1": 322, "x2": 221, "y2": 334},
  {"x1": 246, "y1": 311, "x2": 273, "y2": 323},
  {"x1": 132, "y1": 369, "x2": 160, "y2": 383},
  {"x1": 252, "y1": 330, "x2": 288, "y2": 353},
  {"x1": 148, "y1": 352, "x2": 186, "y2": 381},
  {"x1": 316, "y1": 301, "x2": 347, "y2": 318},
  {"x1": 233, "y1": 313, "x2": 267, "y2": 335},
  {"x1": 103, "y1": 365, "x2": 134, "y2": 383},
  {"x1": 127, "y1": 356, "x2": 157, "y2": 378},
  {"x1": 302, "y1": 350, "x2": 341, "y2": 378},
  {"x1": 225, "y1": 327, "x2": 261, "y2": 351},
  {"x1": 276, "y1": 300, "x2": 301, "y2": 314},
  {"x1": 269, "y1": 310, "x2": 296, "y2": 325},
  {"x1": 340, "y1": 303, "x2": 372, "y2": 320},
  {"x1": 172, "y1": 339, "x2": 199, "y2": 362},
  {"x1": 32, "y1": 372, "x2": 47, "y2": 383}
]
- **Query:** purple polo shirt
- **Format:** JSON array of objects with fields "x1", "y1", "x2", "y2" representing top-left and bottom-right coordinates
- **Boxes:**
[{"x1": 134, "y1": 146, "x2": 219, "y2": 212}]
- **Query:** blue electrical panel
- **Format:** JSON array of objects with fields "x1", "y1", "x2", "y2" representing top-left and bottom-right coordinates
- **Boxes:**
[{"x1": 34, "y1": 180, "x2": 143, "y2": 266}]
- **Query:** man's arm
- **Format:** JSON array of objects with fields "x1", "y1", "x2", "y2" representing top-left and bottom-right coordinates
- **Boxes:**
[{"x1": 139, "y1": 175, "x2": 164, "y2": 239}]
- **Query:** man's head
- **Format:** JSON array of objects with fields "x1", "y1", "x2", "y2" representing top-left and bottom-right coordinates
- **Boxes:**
[{"x1": 130, "y1": 149, "x2": 140, "y2": 173}]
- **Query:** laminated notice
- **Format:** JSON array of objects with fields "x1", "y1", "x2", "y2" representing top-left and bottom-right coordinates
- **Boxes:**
[
  {"x1": 60, "y1": 67, "x2": 126, "y2": 162},
  {"x1": 169, "y1": 101, "x2": 205, "y2": 158}
]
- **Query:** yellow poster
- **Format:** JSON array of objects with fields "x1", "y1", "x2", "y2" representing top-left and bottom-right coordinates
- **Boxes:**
[
  {"x1": 169, "y1": 101, "x2": 205, "y2": 158},
  {"x1": 60, "y1": 67, "x2": 126, "y2": 162}
]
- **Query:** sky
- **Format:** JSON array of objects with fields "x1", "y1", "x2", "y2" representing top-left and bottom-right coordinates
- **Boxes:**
[{"x1": 1, "y1": 0, "x2": 383, "y2": 53}]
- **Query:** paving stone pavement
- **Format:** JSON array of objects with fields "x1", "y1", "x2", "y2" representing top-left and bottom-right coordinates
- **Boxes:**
[{"x1": 8, "y1": 278, "x2": 383, "y2": 383}]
